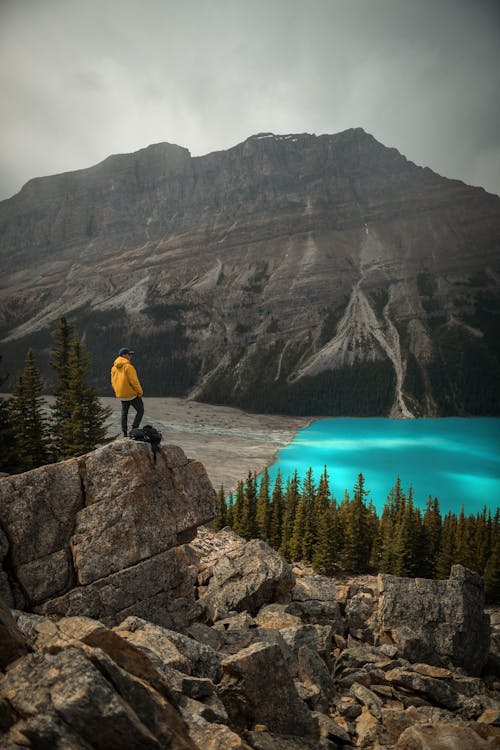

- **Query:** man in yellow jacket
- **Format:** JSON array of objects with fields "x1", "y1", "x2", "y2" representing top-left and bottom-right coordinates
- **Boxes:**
[{"x1": 111, "y1": 347, "x2": 144, "y2": 437}]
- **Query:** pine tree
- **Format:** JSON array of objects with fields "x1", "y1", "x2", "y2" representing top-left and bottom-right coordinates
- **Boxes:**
[
  {"x1": 231, "y1": 481, "x2": 245, "y2": 536},
  {"x1": 213, "y1": 485, "x2": 227, "y2": 531},
  {"x1": 51, "y1": 321, "x2": 111, "y2": 458},
  {"x1": 256, "y1": 468, "x2": 271, "y2": 541},
  {"x1": 8, "y1": 349, "x2": 50, "y2": 471},
  {"x1": 312, "y1": 502, "x2": 337, "y2": 575},
  {"x1": 0, "y1": 356, "x2": 16, "y2": 472},
  {"x1": 393, "y1": 494, "x2": 423, "y2": 577},
  {"x1": 342, "y1": 473, "x2": 373, "y2": 572},
  {"x1": 454, "y1": 505, "x2": 477, "y2": 571},
  {"x1": 279, "y1": 471, "x2": 300, "y2": 561},
  {"x1": 378, "y1": 476, "x2": 405, "y2": 574},
  {"x1": 436, "y1": 512, "x2": 457, "y2": 579},
  {"x1": 240, "y1": 471, "x2": 257, "y2": 539},
  {"x1": 226, "y1": 493, "x2": 234, "y2": 529},
  {"x1": 421, "y1": 496, "x2": 442, "y2": 577},
  {"x1": 483, "y1": 511, "x2": 500, "y2": 603},
  {"x1": 269, "y1": 469, "x2": 284, "y2": 550},
  {"x1": 300, "y1": 467, "x2": 316, "y2": 562}
]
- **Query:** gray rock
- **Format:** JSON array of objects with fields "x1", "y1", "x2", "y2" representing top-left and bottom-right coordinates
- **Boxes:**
[
  {"x1": 72, "y1": 441, "x2": 218, "y2": 585},
  {"x1": 0, "y1": 459, "x2": 83, "y2": 607},
  {"x1": 218, "y1": 641, "x2": 318, "y2": 738},
  {"x1": 376, "y1": 566, "x2": 490, "y2": 675},
  {"x1": 0, "y1": 598, "x2": 28, "y2": 668},
  {"x1": 115, "y1": 616, "x2": 222, "y2": 683},
  {"x1": 200, "y1": 538, "x2": 295, "y2": 623},
  {"x1": 297, "y1": 645, "x2": 336, "y2": 711},
  {"x1": 288, "y1": 574, "x2": 343, "y2": 629},
  {"x1": 37, "y1": 546, "x2": 200, "y2": 630},
  {"x1": 0, "y1": 647, "x2": 197, "y2": 750},
  {"x1": 345, "y1": 591, "x2": 375, "y2": 640},
  {"x1": 396, "y1": 721, "x2": 491, "y2": 749}
]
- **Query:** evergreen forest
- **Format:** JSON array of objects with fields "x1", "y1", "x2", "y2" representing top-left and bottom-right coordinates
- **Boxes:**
[
  {"x1": 0, "y1": 317, "x2": 111, "y2": 474},
  {"x1": 214, "y1": 467, "x2": 500, "y2": 604}
]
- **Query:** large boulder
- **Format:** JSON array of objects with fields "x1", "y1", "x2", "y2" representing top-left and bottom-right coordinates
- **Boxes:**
[
  {"x1": 195, "y1": 530, "x2": 295, "y2": 623},
  {"x1": 0, "y1": 440, "x2": 218, "y2": 625},
  {"x1": 218, "y1": 641, "x2": 318, "y2": 738},
  {"x1": 376, "y1": 565, "x2": 490, "y2": 675}
]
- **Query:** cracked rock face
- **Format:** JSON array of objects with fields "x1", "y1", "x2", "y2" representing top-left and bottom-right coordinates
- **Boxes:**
[
  {"x1": 0, "y1": 440, "x2": 219, "y2": 626},
  {"x1": 1, "y1": 129, "x2": 499, "y2": 417}
]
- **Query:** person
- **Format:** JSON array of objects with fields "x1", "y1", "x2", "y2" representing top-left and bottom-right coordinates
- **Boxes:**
[{"x1": 110, "y1": 347, "x2": 144, "y2": 437}]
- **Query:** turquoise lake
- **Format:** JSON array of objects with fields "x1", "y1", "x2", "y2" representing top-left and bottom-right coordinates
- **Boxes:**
[{"x1": 265, "y1": 418, "x2": 500, "y2": 516}]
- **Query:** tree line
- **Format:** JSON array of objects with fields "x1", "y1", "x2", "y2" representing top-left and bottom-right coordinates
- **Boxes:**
[
  {"x1": 214, "y1": 467, "x2": 500, "y2": 603},
  {"x1": 0, "y1": 318, "x2": 111, "y2": 473}
]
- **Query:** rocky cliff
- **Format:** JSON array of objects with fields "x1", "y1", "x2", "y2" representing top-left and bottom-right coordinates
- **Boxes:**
[
  {"x1": 1, "y1": 129, "x2": 499, "y2": 416},
  {"x1": 0, "y1": 444, "x2": 499, "y2": 748}
]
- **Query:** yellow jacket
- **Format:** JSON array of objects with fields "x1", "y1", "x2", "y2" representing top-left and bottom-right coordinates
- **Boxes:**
[{"x1": 111, "y1": 356, "x2": 143, "y2": 399}]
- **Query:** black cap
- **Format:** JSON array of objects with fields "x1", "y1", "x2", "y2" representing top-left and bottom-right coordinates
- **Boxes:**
[{"x1": 118, "y1": 347, "x2": 134, "y2": 356}]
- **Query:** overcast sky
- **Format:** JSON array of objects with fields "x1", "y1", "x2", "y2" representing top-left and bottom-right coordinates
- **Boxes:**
[{"x1": 1, "y1": 0, "x2": 499, "y2": 200}]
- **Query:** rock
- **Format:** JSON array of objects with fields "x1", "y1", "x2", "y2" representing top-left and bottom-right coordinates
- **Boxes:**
[
  {"x1": 0, "y1": 440, "x2": 219, "y2": 624},
  {"x1": 254, "y1": 602, "x2": 303, "y2": 629},
  {"x1": 350, "y1": 681, "x2": 384, "y2": 718},
  {"x1": 0, "y1": 647, "x2": 197, "y2": 750},
  {"x1": 288, "y1": 574, "x2": 343, "y2": 629},
  {"x1": 396, "y1": 722, "x2": 490, "y2": 749},
  {"x1": 345, "y1": 590, "x2": 376, "y2": 640},
  {"x1": 384, "y1": 668, "x2": 461, "y2": 710},
  {"x1": 0, "y1": 598, "x2": 28, "y2": 668},
  {"x1": 71, "y1": 441, "x2": 217, "y2": 585},
  {"x1": 279, "y1": 623, "x2": 333, "y2": 666},
  {"x1": 199, "y1": 536, "x2": 295, "y2": 623},
  {"x1": 185, "y1": 713, "x2": 252, "y2": 749},
  {"x1": 243, "y1": 731, "x2": 325, "y2": 750},
  {"x1": 297, "y1": 645, "x2": 335, "y2": 711},
  {"x1": 376, "y1": 566, "x2": 491, "y2": 675},
  {"x1": 114, "y1": 616, "x2": 222, "y2": 683},
  {"x1": 218, "y1": 642, "x2": 318, "y2": 738},
  {"x1": 0, "y1": 460, "x2": 83, "y2": 606},
  {"x1": 355, "y1": 705, "x2": 380, "y2": 747},
  {"x1": 37, "y1": 546, "x2": 200, "y2": 630},
  {"x1": 313, "y1": 711, "x2": 352, "y2": 744}
]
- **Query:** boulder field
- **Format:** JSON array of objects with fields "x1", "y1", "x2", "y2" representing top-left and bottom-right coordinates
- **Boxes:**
[{"x1": 0, "y1": 440, "x2": 498, "y2": 749}]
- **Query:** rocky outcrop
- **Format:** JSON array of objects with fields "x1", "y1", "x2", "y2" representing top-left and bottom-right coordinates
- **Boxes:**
[
  {"x1": 2, "y1": 548, "x2": 499, "y2": 749},
  {"x1": 376, "y1": 567, "x2": 491, "y2": 675},
  {"x1": 1, "y1": 129, "x2": 499, "y2": 417},
  {"x1": 0, "y1": 439, "x2": 218, "y2": 627},
  {"x1": 0, "y1": 454, "x2": 498, "y2": 749}
]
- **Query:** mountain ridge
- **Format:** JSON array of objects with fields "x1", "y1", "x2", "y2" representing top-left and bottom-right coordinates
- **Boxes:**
[{"x1": 1, "y1": 128, "x2": 499, "y2": 416}]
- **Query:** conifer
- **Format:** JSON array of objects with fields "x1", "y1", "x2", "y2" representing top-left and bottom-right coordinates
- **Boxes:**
[
  {"x1": 51, "y1": 321, "x2": 111, "y2": 458},
  {"x1": 279, "y1": 471, "x2": 300, "y2": 561},
  {"x1": 226, "y1": 493, "x2": 234, "y2": 529},
  {"x1": 9, "y1": 349, "x2": 50, "y2": 471},
  {"x1": 256, "y1": 467, "x2": 271, "y2": 541},
  {"x1": 0, "y1": 357, "x2": 16, "y2": 473},
  {"x1": 231, "y1": 481, "x2": 245, "y2": 536},
  {"x1": 436, "y1": 512, "x2": 457, "y2": 579},
  {"x1": 312, "y1": 502, "x2": 337, "y2": 575},
  {"x1": 213, "y1": 485, "x2": 227, "y2": 531},
  {"x1": 421, "y1": 496, "x2": 442, "y2": 577},
  {"x1": 269, "y1": 469, "x2": 283, "y2": 550},
  {"x1": 240, "y1": 471, "x2": 258, "y2": 539},
  {"x1": 342, "y1": 473, "x2": 373, "y2": 572},
  {"x1": 300, "y1": 467, "x2": 317, "y2": 561}
]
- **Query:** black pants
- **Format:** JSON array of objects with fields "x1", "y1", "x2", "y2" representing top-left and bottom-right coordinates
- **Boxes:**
[{"x1": 121, "y1": 397, "x2": 144, "y2": 436}]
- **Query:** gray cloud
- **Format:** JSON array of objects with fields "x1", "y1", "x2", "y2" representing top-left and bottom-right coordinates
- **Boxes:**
[{"x1": 1, "y1": 0, "x2": 499, "y2": 199}]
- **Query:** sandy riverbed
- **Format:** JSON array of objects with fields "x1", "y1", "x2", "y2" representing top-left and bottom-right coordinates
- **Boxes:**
[{"x1": 102, "y1": 397, "x2": 312, "y2": 492}]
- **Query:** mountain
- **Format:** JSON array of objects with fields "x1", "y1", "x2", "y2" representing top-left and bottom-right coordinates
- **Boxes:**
[{"x1": 1, "y1": 128, "x2": 499, "y2": 416}]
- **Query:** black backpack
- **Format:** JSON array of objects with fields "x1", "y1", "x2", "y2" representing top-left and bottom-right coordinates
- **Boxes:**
[{"x1": 130, "y1": 425, "x2": 162, "y2": 462}]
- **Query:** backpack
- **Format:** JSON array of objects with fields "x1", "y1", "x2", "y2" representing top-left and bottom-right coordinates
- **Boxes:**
[{"x1": 130, "y1": 424, "x2": 162, "y2": 462}]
